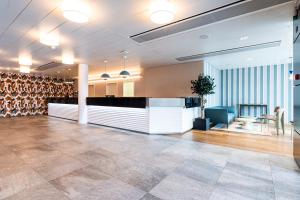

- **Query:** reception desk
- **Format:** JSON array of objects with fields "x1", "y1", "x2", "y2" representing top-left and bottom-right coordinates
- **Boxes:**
[
  {"x1": 48, "y1": 97, "x2": 78, "y2": 121},
  {"x1": 48, "y1": 97, "x2": 199, "y2": 134}
]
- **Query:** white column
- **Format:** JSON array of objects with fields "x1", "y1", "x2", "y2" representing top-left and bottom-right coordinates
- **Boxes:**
[{"x1": 78, "y1": 64, "x2": 89, "y2": 124}]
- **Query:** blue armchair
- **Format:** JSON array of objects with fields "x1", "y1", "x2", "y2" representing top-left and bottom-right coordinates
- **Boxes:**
[{"x1": 205, "y1": 106, "x2": 236, "y2": 127}]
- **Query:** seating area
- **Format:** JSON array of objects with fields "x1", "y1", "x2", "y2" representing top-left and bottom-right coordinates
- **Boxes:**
[
  {"x1": 205, "y1": 105, "x2": 289, "y2": 137},
  {"x1": 205, "y1": 106, "x2": 237, "y2": 127}
]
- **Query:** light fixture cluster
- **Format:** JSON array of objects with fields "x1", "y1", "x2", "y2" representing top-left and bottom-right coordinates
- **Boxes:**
[
  {"x1": 17, "y1": 0, "x2": 91, "y2": 74},
  {"x1": 16, "y1": 0, "x2": 176, "y2": 75},
  {"x1": 90, "y1": 74, "x2": 141, "y2": 84},
  {"x1": 100, "y1": 51, "x2": 132, "y2": 80}
]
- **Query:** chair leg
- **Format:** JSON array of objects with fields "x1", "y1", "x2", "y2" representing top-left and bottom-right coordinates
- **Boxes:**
[{"x1": 281, "y1": 121, "x2": 285, "y2": 135}]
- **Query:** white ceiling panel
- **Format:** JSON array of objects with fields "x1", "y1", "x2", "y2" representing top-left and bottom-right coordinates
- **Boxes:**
[
  {"x1": 0, "y1": 0, "x2": 32, "y2": 34},
  {"x1": 0, "y1": 0, "x2": 295, "y2": 77}
]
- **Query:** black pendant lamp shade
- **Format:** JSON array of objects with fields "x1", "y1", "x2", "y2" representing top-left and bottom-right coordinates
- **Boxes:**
[
  {"x1": 120, "y1": 54, "x2": 130, "y2": 78},
  {"x1": 101, "y1": 73, "x2": 110, "y2": 80},
  {"x1": 120, "y1": 70, "x2": 130, "y2": 77},
  {"x1": 101, "y1": 60, "x2": 110, "y2": 80}
]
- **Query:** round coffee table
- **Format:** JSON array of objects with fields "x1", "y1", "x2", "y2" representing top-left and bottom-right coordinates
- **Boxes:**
[{"x1": 236, "y1": 117, "x2": 257, "y2": 130}]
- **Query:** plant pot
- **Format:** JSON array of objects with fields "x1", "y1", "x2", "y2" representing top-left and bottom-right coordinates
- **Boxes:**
[{"x1": 193, "y1": 118, "x2": 210, "y2": 131}]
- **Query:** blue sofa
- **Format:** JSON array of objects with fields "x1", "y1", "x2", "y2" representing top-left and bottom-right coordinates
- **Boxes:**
[{"x1": 205, "y1": 106, "x2": 236, "y2": 127}]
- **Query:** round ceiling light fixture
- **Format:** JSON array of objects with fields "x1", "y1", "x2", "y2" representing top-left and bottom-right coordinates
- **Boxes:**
[
  {"x1": 40, "y1": 31, "x2": 60, "y2": 49},
  {"x1": 101, "y1": 60, "x2": 111, "y2": 80},
  {"x1": 150, "y1": 0, "x2": 175, "y2": 24},
  {"x1": 62, "y1": 0, "x2": 91, "y2": 23}
]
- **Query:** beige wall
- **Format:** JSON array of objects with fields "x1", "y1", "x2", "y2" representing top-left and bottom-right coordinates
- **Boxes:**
[
  {"x1": 143, "y1": 61, "x2": 204, "y2": 97},
  {"x1": 88, "y1": 85, "x2": 95, "y2": 97},
  {"x1": 90, "y1": 80, "x2": 124, "y2": 97},
  {"x1": 88, "y1": 61, "x2": 204, "y2": 97}
]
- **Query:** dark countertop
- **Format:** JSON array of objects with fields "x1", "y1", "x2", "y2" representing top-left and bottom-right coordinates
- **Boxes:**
[
  {"x1": 48, "y1": 97, "x2": 200, "y2": 108},
  {"x1": 87, "y1": 97, "x2": 147, "y2": 108},
  {"x1": 48, "y1": 97, "x2": 78, "y2": 105}
]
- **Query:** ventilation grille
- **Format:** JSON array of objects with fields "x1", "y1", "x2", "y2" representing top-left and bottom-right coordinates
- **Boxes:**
[
  {"x1": 130, "y1": 0, "x2": 293, "y2": 43},
  {"x1": 34, "y1": 62, "x2": 62, "y2": 71},
  {"x1": 176, "y1": 40, "x2": 281, "y2": 61},
  {"x1": 35, "y1": 62, "x2": 77, "y2": 71}
]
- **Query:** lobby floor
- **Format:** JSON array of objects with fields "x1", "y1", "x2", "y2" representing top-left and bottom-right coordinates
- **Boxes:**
[
  {"x1": 0, "y1": 116, "x2": 300, "y2": 200},
  {"x1": 177, "y1": 129, "x2": 293, "y2": 157}
]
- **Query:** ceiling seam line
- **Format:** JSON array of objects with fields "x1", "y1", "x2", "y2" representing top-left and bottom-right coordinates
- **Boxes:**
[
  {"x1": 10, "y1": 6, "x2": 59, "y2": 47},
  {"x1": 25, "y1": 21, "x2": 67, "y2": 53},
  {"x1": 130, "y1": 0, "x2": 248, "y2": 38},
  {"x1": 0, "y1": 0, "x2": 33, "y2": 40}
]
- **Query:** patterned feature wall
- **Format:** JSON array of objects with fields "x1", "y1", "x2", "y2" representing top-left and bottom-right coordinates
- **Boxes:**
[
  {"x1": 220, "y1": 63, "x2": 293, "y2": 121},
  {"x1": 0, "y1": 73, "x2": 75, "y2": 118},
  {"x1": 204, "y1": 61, "x2": 221, "y2": 107}
]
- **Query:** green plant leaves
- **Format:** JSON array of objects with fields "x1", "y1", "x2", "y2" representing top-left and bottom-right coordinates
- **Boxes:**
[{"x1": 191, "y1": 74, "x2": 216, "y2": 96}]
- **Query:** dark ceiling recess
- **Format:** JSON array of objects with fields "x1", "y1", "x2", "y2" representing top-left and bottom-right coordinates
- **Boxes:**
[
  {"x1": 130, "y1": 0, "x2": 293, "y2": 43},
  {"x1": 35, "y1": 62, "x2": 61, "y2": 71},
  {"x1": 35, "y1": 62, "x2": 77, "y2": 71},
  {"x1": 176, "y1": 40, "x2": 281, "y2": 61}
]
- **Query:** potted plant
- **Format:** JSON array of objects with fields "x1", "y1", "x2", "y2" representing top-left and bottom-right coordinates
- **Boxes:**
[{"x1": 191, "y1": 74, "x2": 216, "y2": 130}]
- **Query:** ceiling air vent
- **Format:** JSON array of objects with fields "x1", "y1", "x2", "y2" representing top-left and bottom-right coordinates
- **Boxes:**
[
  {"x1": 130, "y1": 0, "x2": 293, "y2": 43},
  {"x1": 35, "y1": 62, "x2": 62, "y2": 71},
  {"x1": 176, "y1": 40, "x2": 281, "y2": 61}
]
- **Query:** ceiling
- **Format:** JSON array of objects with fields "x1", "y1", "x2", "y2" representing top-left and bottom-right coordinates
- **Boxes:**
[{"x1": 0, "y1": 0, "x2": 296, "y2": 77}]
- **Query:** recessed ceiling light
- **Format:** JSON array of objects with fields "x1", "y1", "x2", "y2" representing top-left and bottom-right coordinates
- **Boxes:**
[
  {"x1": 19, "y1": 54, "x2": 32, "y2": 66},
  {"x1": 62, "y1": 0, "x2": 91, "y2": 23},
  {"x1": 240, "y1": 36, "x2": 249, "y2": 41},
  {"x1": 62, "y1": 51, "x2": 74, "y2": 65},
  {"x1": 150, "y1": 0, "x2": 175, "y2": 24},
  {"x1": 199, "y1": 35, "x2": 209, "y2": 39},
  {"x1": 246, "y1": 57, "x2": 253, "y2": 61},
  {"x1": 40, "y1": 31, "x2": 60, "y2": 49},
  {"x1": 20, "y1": 65, "x2": 30, "y2": 73}
]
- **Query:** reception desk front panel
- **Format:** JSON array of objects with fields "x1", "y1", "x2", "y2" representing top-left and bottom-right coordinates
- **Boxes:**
[
  {"x1": 88, "y1": 106, "x2": 149, "y2": 133},
  {"x1": 48, "y1": 97, "x2": 199, "y2": 134},
  {"x1": 48, "y1": 103, "x2": 78, "y2": 121}
]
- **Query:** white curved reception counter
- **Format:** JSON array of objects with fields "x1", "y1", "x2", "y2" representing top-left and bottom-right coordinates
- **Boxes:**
[{"x1": 48, "y1": 97, "x2": 199, "y2": 134}]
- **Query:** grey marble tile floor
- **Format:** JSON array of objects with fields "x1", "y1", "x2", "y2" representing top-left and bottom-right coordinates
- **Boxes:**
[{"x1": 0, "y1": 116, "x2": 299, "y2": 200}]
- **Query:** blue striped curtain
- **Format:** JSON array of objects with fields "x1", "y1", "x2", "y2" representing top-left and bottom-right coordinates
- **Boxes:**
[{"x1": 220, "y1": 64, "x2": 293, "y2": 121}]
